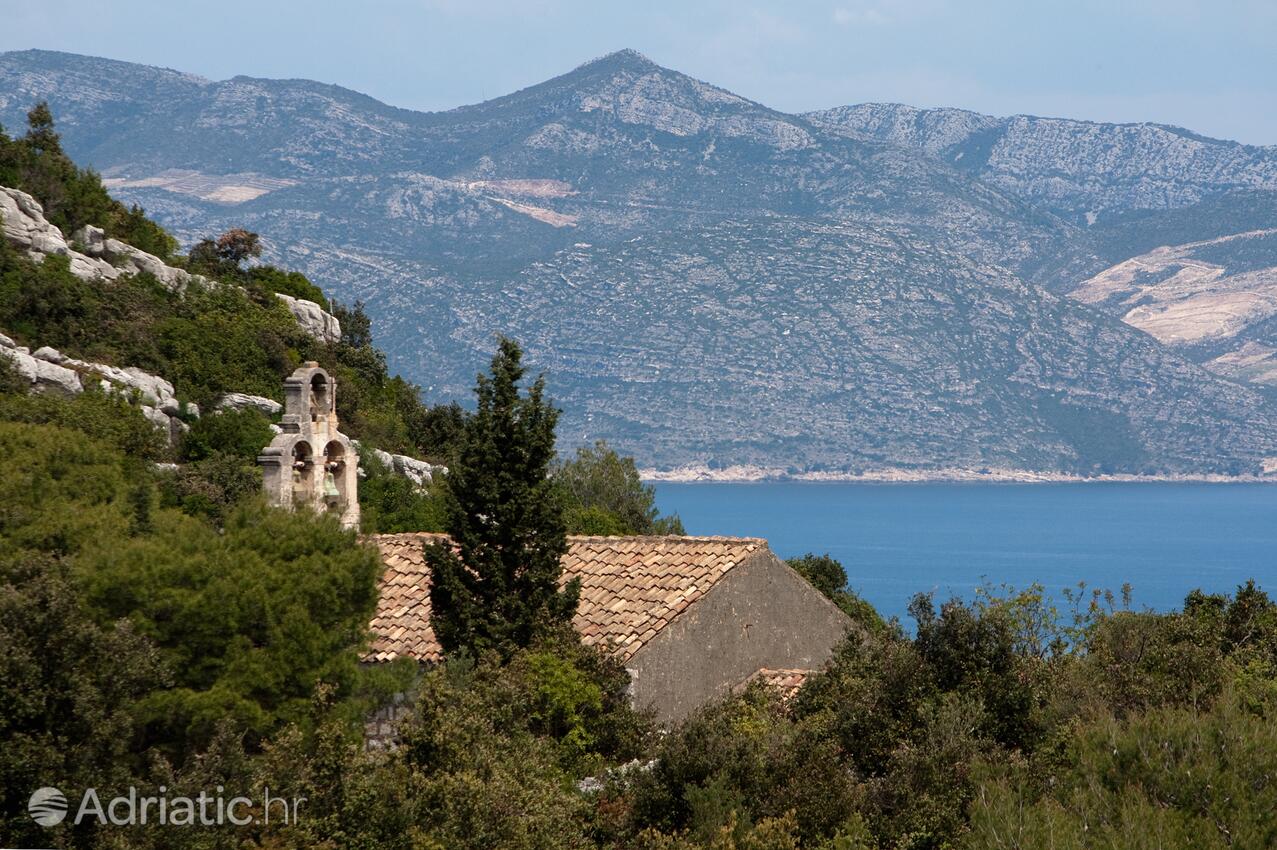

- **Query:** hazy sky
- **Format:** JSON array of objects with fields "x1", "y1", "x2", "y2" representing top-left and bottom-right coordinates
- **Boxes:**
[{"x1": 4, "y1": 0, "x2": 1275, "y2": 144}]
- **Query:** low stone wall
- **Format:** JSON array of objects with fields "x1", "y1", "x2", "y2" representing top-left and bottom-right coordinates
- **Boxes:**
[{"x1": 364, "y1": 689, "x2": 416, "y2": 751}]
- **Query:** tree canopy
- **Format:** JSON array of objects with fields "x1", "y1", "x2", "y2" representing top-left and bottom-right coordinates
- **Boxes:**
[{"x1": 428, "y1": 338, "x2": 578, "y2": 657}]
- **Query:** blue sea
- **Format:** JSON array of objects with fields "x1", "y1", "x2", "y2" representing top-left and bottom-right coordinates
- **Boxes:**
[{"x1": 652, "y1": 482, "x2": 1277, "y2": 624}]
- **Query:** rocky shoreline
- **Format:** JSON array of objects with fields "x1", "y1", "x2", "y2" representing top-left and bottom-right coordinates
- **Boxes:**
[{"x1": 640, "y1": 465, "x2": 1277, "y2": 484}]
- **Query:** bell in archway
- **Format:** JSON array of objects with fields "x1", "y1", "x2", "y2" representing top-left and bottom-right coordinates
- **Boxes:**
[{"x1": 323, "y1": 470, "x2": 340, "y2": 500}]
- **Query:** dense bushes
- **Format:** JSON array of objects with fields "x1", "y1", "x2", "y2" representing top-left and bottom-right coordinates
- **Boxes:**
[
  {"x1": 4, "y1": 392, "x2": 1277, "y2": 848},
  {"x1": 0, "y1": 419, "x2": 406, "y2": 760},
  {"x1": 967, "y1": 694, "x2": 1277, "y2": 848},
  {"x1": 557, "y1": 440, "x2": 685, "y2": 535},
  {"x1": 179, "y1": 407, "x2": 274, "y2": 462},
  {"x1": 786, "y1": 554, "x2": 885, "y2": 634},
  {"x1": 356, "y1": 448, "x2": 448, "y2": 533},
  {"x1": 0, "y1": 383, "x2": 168, "y2": 461},
  {"x1": 0, "y1": 556, "x2": 169, "y2": 844}
]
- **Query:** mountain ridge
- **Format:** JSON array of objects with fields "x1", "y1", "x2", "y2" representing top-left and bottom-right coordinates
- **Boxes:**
[{"x1": 4, "y1": 48, "x2": 1277, "y2": 476}]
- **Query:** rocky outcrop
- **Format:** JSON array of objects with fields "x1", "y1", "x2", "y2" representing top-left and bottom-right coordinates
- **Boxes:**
[
  {"x1": 371, "y1": 448, "x2": 444, "y2": 488},
  {"x1": 32, "y1": 344, "x2": 189, "y2": 413},
  {"x1": 215, "y1": 392, "x2": 283, "y2": 416},
  {"x1": 276, "y1": 293, "x2": 341, "y2": 343},
  {"x1": 1, "y1": 187, "x2": 200, "y2": 290},
  {"x1": 73, "y1": 223, "x2": 194, "y2": 291},
  {"x1": 1, "y1": 186, "x2": 341, "y2": 342},
  {"x1": 0, "y1": 334, "x2": 194, "y2": 441},
  {"x1": 0, "y1": 334, "x2": 83, "y2": 396}
]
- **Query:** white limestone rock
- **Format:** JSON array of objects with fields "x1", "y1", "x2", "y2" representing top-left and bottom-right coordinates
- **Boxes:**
[
  {"x1": 372, "y1": 447, "x2": 444, "y2": 488},
  {"x1": 0, "y1": 188, "x2": 203, "y2": 294},
  {"x1": 215, "y1": 392, "x2": 283, "y2": 416},
  {"x1": 0, "y1": 346, "x2": 84, "y2": 395},
  {"x1": 139, "y1": 404, "x2": 187, "y2": 444},
  {"x1": 124, "y1": 366, "x2": 177, "y2": 406},
  {"x1": 3, "y1": 188, "x2": 119, "y2": 280},
  {"x1": 73, "y1": 224, "x2": 108, "y2": 254},
  {"x1": 139, "y1": 404, "x2": 170, "y2": 430},
  {"x1": 276, "y1": 293, "x2": 342, "y2": 343},
  {"x1": 65, "y1": 358, "x2": 176, "y2": 409}
]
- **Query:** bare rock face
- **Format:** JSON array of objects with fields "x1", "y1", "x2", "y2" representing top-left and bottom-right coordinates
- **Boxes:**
[
  {"x1": 8, "y1": 49, "x2": 1277, "y2": 475},
  {"x1": 1070, "y1": 229, "x2": 1277, "y2": 384},
  {"x1": 37, "y1": 346, "x2": 180, "y2": 410},
  {"x1": 74, "y1": 224, "x2": 194, "y2": 292},
  {"x1": 275, "y1": 293, "x2": 341, "y2": 343},
  {"x1": 807, "y1": 103, "x2": 1277, "y2": 221},
  {"x1": 1, "y1": 186, "x2": 199, "y2": 288}
]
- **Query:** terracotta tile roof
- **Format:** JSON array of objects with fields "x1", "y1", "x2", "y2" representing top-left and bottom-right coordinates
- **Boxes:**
[
  {"x1": 733, "y1": 667, "x2": 814, "y2": 702},
  {"x1": 366, "y1": 533, "x2": 767, "y2": 663}
]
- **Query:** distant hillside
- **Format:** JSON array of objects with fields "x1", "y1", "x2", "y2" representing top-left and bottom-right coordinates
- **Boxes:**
[{"x1": 5, "y1": 48, "x2": 1277, "y2": 475}]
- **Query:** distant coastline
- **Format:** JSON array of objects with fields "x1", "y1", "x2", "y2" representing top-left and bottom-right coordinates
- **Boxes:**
[{"x1": 640, "y1": 465, "x2": 1277, "y2": 484}]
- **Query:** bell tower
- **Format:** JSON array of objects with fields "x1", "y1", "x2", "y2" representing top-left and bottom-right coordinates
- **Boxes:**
[{"x1": 258, "y1": 362, "x2": 360, "y2": 529}]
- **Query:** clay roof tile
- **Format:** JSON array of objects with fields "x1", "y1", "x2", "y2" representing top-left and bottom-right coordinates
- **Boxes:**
[{"x1": 364, "y1": 534, "x2": 766, "y2": 663}]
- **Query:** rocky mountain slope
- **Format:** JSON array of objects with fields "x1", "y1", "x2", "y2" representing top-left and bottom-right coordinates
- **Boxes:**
[
  {"x1": 808, "y1": 102, "x2": 1277, "y2": 225},
  {"x1": 4, "y1": 48, "x2": 1277, "y2": 475},
  {"x1": 1072, "y1": 229, "x2": 1277, "y2": 379}
]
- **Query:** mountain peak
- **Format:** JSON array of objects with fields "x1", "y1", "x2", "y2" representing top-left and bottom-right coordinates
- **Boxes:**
[{"x1": 576, "y1": 48, "x2": 661, "y2": 73}]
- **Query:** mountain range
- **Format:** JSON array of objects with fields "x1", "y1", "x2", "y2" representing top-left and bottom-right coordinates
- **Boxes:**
[{"x1": 2, "y1": 48, "x2": 1276, "y2": 476}]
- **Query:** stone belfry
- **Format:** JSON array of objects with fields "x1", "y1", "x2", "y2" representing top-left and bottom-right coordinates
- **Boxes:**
[{"x1": 258, "y1": 362, "x2": 360, "y2": 530}]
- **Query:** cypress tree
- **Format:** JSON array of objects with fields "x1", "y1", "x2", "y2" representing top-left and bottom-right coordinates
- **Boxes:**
[{"x1": 427, "y1": 337, "x2": 578, "y2": 657}]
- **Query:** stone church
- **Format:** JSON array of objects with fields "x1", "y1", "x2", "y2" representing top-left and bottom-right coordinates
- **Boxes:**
[
  {"x1": 257, "y1": 366, "x2": 853, "y2": 722},
  {"x1": 367, "y1": 533, "x2": 853, "y2": 723}
]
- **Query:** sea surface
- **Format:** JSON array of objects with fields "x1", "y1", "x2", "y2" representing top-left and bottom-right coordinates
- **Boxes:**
[{"x1": 652, "y1": 481, "x2": 1277, "y2": 624}]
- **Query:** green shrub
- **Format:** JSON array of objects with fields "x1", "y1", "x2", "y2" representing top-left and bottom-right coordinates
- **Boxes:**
[
  {"x1": 357, "y1": 448, "x2": 448, "y2": 533},
  {"x1": 159, "y1": 451, "x2": 262, "y2": 525},
  {"x1": 0, "y1": 384, "x2": 169, "y2": 461},
  {"x1": 73, "y1": 500, "x2": 389, "y2": 757},
  {"x1": 0, "y1": 354, "x2": 24, "y2": 395},
  {"x1": 556, "y1": 440, "x2": 684, "y2": 535},
  {"x1": 965, "y1": 693, "x2": 1277, "y2": 849},
  {"x1": 0, "y1": 421, "x2": 148, "y2": 562},
  {"x1": 0, "y1": 556, "x2": 169, "y2": 847},
  {"x1": 248, "y1": 265, "x2": 329, "y2": 309},
  {"x1": 179, "y1": 407, "x2": 274, "y2": 462}
]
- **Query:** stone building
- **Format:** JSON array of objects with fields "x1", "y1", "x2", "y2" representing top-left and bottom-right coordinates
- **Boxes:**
[
  {"x1": 258, "y1": 362, "x2": 360, "y2": 529},
  {"x1": 367, "y1": 532, "x2": 853, "y2": 722}
]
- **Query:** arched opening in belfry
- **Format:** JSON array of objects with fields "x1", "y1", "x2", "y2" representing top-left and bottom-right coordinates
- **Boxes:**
[
  {"x1": 323, "y1": 440, "x2": 348, "y2": 511},
  {"x1": 291, "y1": 441, "x2": 314, "y2": 503},
  {"x1": 309, "y1": 373, "x2": 330, "y2": 422}
]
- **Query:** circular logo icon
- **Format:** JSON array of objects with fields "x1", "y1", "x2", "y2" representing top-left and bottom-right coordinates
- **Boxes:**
[{"x1": 29, "y1": 786, "x2": 68, "y2": 826}]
